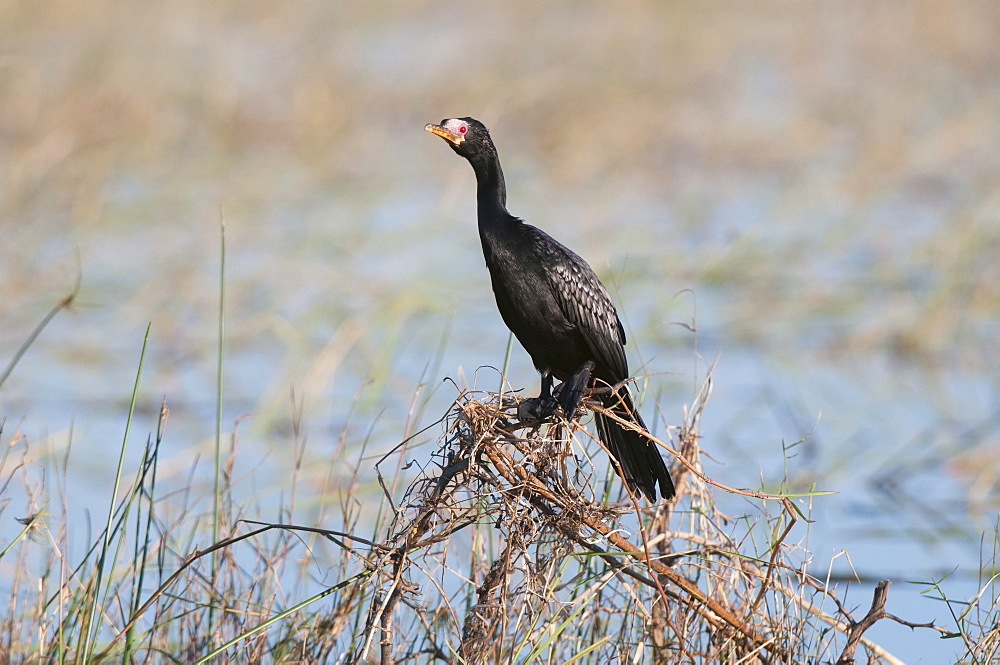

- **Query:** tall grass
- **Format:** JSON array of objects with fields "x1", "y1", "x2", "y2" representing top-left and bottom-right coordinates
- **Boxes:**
[
  {"x1": 79, "y1": 323, "x2": 150, "y2": 663},
  {"x1": 1, "y1": 298, "x2": 997, "y2": 662}
]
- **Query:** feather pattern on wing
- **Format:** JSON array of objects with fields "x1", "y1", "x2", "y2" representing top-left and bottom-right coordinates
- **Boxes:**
[{"x1": 525, "y1": 225, "x2": 628, "y2": 380}]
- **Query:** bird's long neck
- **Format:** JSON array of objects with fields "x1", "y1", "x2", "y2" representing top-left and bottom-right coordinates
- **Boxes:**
[
  {"x1": 472, "y1": 154, "x2": 509, "y2": 222},
  {"x1": 469, "y1": 149, "x2": 519, "y2": 269}
]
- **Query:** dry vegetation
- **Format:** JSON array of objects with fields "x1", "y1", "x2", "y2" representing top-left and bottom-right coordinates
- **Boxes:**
[
  {"x1": 2, "y1": 312, "x2": 996, "y2": 662},
  {"x1": 354, "y1": 385, "x2": 956, "y2": 664}
]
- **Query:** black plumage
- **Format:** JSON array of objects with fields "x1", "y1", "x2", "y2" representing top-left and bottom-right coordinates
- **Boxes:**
[{"x1": 426, "y1": 117, "x2": 675, "y2": 502}]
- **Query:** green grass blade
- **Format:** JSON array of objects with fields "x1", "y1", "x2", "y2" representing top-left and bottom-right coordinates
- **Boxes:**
[
  {"x1": 193, "y1": 572, "x2": 370, "y2": 665},
  {"x1": 80, "y1": 322, "x2": 151, "y2": 662}
]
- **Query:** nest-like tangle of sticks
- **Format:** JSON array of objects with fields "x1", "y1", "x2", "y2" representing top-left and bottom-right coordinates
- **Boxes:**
[{"x1": 355, "y1": 387, "x2": 928, "y2": 665}]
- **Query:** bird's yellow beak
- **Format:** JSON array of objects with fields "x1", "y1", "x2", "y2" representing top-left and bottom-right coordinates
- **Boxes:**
[{"x1": 425, "y1": 123, "x2": 464, "y2": 145}]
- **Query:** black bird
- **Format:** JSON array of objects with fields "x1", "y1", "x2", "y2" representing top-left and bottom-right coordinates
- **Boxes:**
[{"x1": 425, "y1": 117, "x2": 675, "y2": 502}]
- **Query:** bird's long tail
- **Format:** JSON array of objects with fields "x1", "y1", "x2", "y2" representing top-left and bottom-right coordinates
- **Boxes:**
[{"x1": 595, "y1": 389, "x2": 675, "y2": 502}]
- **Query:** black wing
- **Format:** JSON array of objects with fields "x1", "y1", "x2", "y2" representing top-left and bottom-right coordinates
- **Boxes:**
[{"x1": 526, "y1": 225, "x2": 629, "y2": 380}]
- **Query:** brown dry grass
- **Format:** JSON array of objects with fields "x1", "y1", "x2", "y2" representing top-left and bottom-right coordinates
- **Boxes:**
[{"x1": 355, "y1": 382, "x2": 955, "y2": 664}]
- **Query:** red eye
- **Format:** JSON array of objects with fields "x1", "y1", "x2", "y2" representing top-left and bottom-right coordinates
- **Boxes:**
[{"x1": 458, "y1": 125, "x2": 468, "y2": 134}]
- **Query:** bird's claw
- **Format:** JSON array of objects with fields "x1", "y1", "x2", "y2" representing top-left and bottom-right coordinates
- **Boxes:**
[{"x1": 517, "y1": 396, "x2": 562, "y2": 421}]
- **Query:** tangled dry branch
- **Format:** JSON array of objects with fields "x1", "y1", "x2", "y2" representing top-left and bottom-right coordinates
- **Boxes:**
[{"x1": 354, "y1": 385, "x2": 940, "y2": 664}]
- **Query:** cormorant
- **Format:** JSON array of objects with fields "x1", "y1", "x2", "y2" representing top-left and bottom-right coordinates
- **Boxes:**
[{"x1": 426, "y1": 117, "x2": 675, "y2": 502}]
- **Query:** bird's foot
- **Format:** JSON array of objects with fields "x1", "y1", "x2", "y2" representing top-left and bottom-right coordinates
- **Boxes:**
[
  {"x1": 517, "y1": 396, "x2": 562, "y2": 422},
  {"x1": 550, "y1": 385, "x2": 585, "y2": 419},
  {"x1": 554, "y1": 360, "x2": 594, "y2": 420}
]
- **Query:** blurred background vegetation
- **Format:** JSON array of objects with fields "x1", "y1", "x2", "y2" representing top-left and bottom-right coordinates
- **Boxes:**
[{"x1": 1, "y1": 2, "x2": 998, "y2": 662}]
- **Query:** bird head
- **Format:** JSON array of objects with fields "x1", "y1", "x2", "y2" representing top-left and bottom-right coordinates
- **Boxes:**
[{"x1": 425, "y1": 117, "x2": 494, "y2": 161}]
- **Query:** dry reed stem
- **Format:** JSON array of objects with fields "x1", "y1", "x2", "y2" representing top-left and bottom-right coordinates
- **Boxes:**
[
  {"x1": 349, "y1": 379, "x2": 951, "y2": 664},
  {"x1": 358, "y1": 389, "x2": 783, "y2": 663}
]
